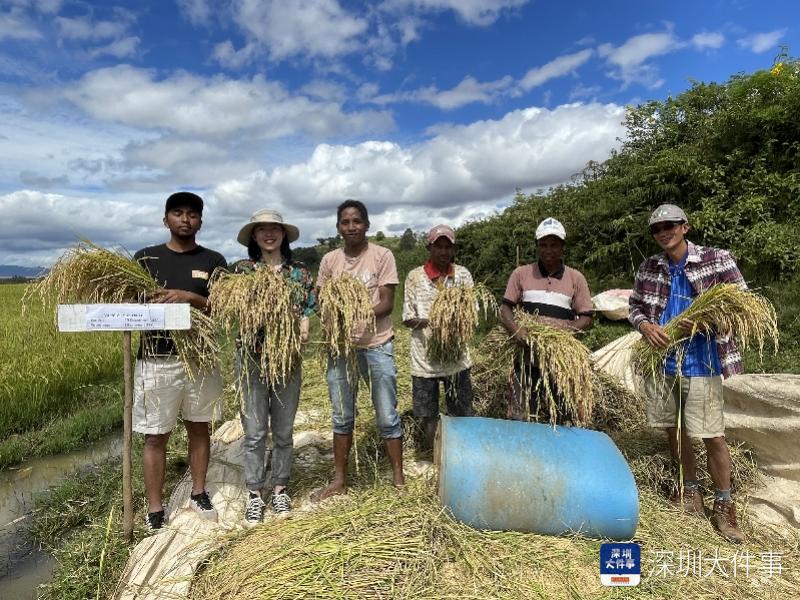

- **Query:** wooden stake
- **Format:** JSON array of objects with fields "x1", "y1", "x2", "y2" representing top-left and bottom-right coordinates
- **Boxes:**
[{"x1": 122, "y1": 331, "x2": 134, "y2": 542}]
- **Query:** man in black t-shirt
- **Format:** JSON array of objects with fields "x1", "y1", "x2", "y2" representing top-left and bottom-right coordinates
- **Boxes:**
[{"x1": 133, "y1": 191, "x2": 227, "y2": 531}]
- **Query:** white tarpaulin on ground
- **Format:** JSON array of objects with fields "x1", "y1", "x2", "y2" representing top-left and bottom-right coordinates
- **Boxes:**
[
  {"x1": 114, "y1": 417, "x2": 434, "y2": 599},
  {"x1": 114, "y1": 421, "x2": 331, "y2": 600},
  {"x1": 591, "y1": 332, "x2": 800, "y2": 531}
]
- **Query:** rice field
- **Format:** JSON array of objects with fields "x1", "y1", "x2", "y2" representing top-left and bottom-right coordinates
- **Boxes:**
[{"x1": 0, "y1": 283, "x2": 123, "y2": 468}]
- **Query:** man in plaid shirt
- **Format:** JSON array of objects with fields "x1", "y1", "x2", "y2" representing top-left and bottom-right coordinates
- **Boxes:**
[{"x1": 629, "y1": 203, "x2": 746, "y2": 544}]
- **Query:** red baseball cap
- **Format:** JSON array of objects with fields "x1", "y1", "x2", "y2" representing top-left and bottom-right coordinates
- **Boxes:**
[{"x1": 426, "y1": 224, "x2": 455, "y2": 245}]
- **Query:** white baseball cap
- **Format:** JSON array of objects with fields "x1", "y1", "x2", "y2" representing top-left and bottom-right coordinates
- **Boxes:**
[{"x1": 535, "y1": 217, "x2": 566, "y2": 241}]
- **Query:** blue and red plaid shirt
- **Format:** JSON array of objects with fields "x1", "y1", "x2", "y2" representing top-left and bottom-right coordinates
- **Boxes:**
[{"x1": 628, "y1": 241, "x2": 747, "y2": 378}]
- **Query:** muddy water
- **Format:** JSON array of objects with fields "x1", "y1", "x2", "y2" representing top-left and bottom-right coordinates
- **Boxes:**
[{"x1": 0, "y1": 434, "x2": 122, "y2": 598}]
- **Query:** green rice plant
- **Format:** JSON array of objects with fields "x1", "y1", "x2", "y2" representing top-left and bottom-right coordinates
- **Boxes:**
[
  {"x1": 631, "y1": 283, "x2": 779, "y2": 380},
  {"x1": 209, "y1": 266, "x2": 301, "y2": 385},
  {"x1": 317, "y1": 273, "x2": 375, "y2": 361},
  {"x1": 0, "y1": 284, "x2": 121, "y2": 451},
  {"x1": 427, "y1": 282, "x2": 498, "y2": 365}
]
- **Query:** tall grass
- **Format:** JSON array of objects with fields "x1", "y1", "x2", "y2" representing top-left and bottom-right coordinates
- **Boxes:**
[{"x1": 0, "y1": 284, "x2": 122, "y2": 455}]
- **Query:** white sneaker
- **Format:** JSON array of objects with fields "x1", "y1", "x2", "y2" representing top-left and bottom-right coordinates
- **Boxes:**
[
  {"x1": 245, "y1": 491, "x2": 266, "y2": 523},
  {"x1": 270, "y1": 490, "x2": 292, "y2": 514}
]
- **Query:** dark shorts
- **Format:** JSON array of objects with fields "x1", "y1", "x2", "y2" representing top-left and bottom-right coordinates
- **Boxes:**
[{"x1": 412, "y1": 368, "x2": 474, "y2": 418}]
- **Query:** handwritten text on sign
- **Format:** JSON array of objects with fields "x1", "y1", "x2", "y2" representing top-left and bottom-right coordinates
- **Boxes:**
[{"x1": 85, "y1": 305, "x2": 166, "y2": 330}]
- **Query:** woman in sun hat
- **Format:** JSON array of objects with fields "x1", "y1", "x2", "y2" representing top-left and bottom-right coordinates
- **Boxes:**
[{"x1": 231, "y1": 209, "x2": 316, "y2": 523}]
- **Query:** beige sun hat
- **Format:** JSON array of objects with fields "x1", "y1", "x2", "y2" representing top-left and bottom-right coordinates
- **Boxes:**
[{"x1": 237, "y1": 209, "x2": 300, "y2": 246}]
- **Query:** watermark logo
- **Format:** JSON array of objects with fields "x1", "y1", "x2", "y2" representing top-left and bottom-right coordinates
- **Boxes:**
[{"x1": 600, "y1": 543, "x2": 641, "y2": 586}]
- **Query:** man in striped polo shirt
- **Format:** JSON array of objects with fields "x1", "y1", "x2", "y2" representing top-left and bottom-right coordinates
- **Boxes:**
[{"x1": 499, "y1": 217, "x2": 593, "y2": 422}]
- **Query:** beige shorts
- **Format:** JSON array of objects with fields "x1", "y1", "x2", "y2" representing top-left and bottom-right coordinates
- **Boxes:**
[
  {"x1": 133, "y1": 357, "x2": 223, "y2": 435},
  {"x1": 645, "y1": 375, "x2": 725, "y2": 439}
]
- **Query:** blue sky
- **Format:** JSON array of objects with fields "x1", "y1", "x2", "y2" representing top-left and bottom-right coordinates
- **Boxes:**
[{"x1": 0, "y1": 0, "x2": 796, "y2": 266}]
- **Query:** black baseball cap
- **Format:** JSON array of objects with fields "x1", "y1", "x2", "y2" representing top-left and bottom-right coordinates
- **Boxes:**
[{"x1": 165, "y1": 191, "x2": 203, "y2": 214}]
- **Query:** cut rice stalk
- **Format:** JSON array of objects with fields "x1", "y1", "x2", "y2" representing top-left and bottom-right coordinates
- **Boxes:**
[
  {"x1": 28, "y1": 239, "x2": 220, "y2": 374},
  {"x1": 28, "y1": 240, "x2": 157, "y2": 306},
  {"x1": 317, "y1": 273, "x2": 375, "y2": 361},
  {"x1": 631, "y1": 283, "x2": 779, "y2": 380},
  {"x1": 472, "y1": 312, "x2": 593, "y2": 426},
  {"x1": 209, "y1": 266, "x2": 302, "y2": 385},
  {"x1": 511, "y1": 309, "x2": 594, "y2": 426},
  {"x1": 427, "y1": 282, "x2": 498, "y2": 365}
]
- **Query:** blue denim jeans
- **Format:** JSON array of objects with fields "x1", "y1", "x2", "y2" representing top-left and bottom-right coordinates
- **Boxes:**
[
  {"x1": 326, "y1": 339, "x2": 403, "y2": 439},
  {"x1": 237, "y1": 350, "x2": 301, "y2": 490}
]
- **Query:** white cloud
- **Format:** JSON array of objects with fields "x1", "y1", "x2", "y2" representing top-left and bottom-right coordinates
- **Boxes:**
[
  {"x1": 0, "y1": 102, "x2": 626, "y2": 266},
  {"x1": 88, "y1": 36, "x2": 140, "y2": 59},
  {"x1": 568, "y1": 83, "x2": 601, "y2": 101},
  {"x1": 396, "y1": 15, "x2": 424, "y2": 45},
  {"x1": 0, "y1": 8, "x2": 41, "y2": 40},
  {"x1": 0, "y1": 190, "x2": 162, "y2": 265},
  {"x1": 382, "y1": 0, "x2": 530, "y2": 26},
  {"x1": 301, "y1": 79, "x2": 348, "y2": 102},
  {"x1": 737, "y1": 29, "x2": 786, "y2": 54},
  {"x1": 0, "y1": 95, "x2": 145, "y2": 192},
  {"x1": 367, "y1": 75, "x2": 514, "y2": 110},
  {"x1": 519, "y1": 49, "x2": 593, "y2": 90},
  {"x1": 232, "y1": 0, "x2": 368, "y2": 62},
  {"x1": 598, "y1": 30, "x2": 682, "y2": 88},
  {"x1": 0, "y1": 0, "x2": 61, "y2": 13},
  {"x1": 691, "y1": 31, "x2": 725, "y2": 50},
  {"x1": 64, "y1": 65, "x2": 394, "y2": 139},
  {"x1": 55, "y1": 16, "x2": 129, "y2": 41},
  {"x1": 599, "y1": 31, "x2": 679, "y2": 70},
  {"x1": 211, "y1": 40, "x2": 259, "y2": 69},
  {"x1": 360, "y1": 48, "x2": 593, "y2": 110},
  {"x1": 177, "y1": 0, "x2": 213, "y2": 26},
  {"x1": 209, "y1": 102, "x2": 627, "y2": 245}
]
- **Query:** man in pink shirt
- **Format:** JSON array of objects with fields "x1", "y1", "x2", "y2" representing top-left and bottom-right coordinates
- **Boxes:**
[{"x1": 314, "y1": 200, "x2": 404, "y2": 500}]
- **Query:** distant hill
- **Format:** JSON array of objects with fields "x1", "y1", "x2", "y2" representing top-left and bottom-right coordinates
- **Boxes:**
[{"x1": 0, "y1": 265, "x2": 46, "y2": 278}]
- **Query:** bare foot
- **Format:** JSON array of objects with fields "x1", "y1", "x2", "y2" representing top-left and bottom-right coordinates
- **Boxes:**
[
  {"x1": 392, "y1": 471, "x2": 406, "y2": 488},
  {"x1": 312, "y1": 480, "x2": 347, "y2": 502}
]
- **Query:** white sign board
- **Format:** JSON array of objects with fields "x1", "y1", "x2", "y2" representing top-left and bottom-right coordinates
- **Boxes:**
[{"x1": 57, "y1": 303, "x2": 192, "y2": 332}]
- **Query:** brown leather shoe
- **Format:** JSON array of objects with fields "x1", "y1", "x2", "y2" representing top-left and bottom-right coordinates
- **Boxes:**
[
  {"x1": 669, "y1": 487, "x2": 705, "y2": 515},
  {"x1": 712, "y1": 499, "x2": 744, "y2": 544}
]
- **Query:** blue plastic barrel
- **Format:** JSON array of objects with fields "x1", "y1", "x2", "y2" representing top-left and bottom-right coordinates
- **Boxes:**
[{"x1": 438, "y1": 416, "x2": 639, "y2": 540}]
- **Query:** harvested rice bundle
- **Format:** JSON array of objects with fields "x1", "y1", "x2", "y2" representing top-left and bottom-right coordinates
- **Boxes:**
[
  {"x1": 208, "y1": 266, "x2": 302, "y2": 384},
  {"x1": 471, "y1": 326, "x2": 517, "y2": 418},
  {"x1": 172, "y1": 307, "x2": 221, "y2": 372},
  {"x1": 29, "y1": 240, "x2": 219, "y2": 373},
  {"x1": 29, "y1": 240, "x2": 156, "y2": 305},
  {"x1": 509, "y1": 309, "x2": 593, "y2": 425},
  {"x1": 617, "y1": 429, "x2": 761, "y2": 496},
  {"x1": 317, "y1": 273, "x2": 375, "y2": 360},
  {"x1": 589, "y1": 369, "x2": 646, "y2": 433},
  {"x1": 193, "y1": 484, "x2": 443, "y2": 600},
  {"x1": 427, "y1": 282, "x2": 498, "y2": 365},
  {"x1": 631, "y1": 283, "x2": 778, "y2": 380}
]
